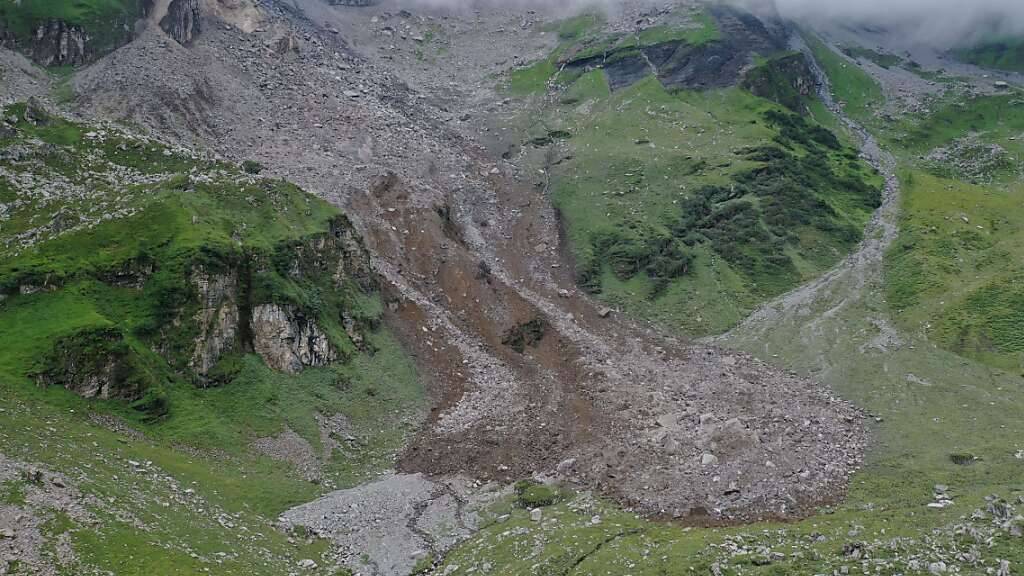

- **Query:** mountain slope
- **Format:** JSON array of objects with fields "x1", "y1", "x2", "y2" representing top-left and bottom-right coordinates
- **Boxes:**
[
  {"x1": 3, "y1": 1, "x2": 1023, "y2": 575},
  {"x1": 0, "y1": 99, "x2": 424, "y2": 574}
]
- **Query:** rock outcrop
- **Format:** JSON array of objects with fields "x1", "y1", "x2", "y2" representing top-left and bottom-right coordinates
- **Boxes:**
[
  {"x1": 184, "y1": 216, "x2": 374, "y2": 382},
  {"x1": 160, "y1": 0, "x2": 202, "y2": 45},
  {"x1": 562, "y1": 5, "x2": 788, "y2": 92},
  {"x1": 189, "y1": 267, "x2": 241, "y2": 378},
  {"x1": 35, "y1": 328, "x2": 148, "y2": 401},
  {"x1": 21, "y1": 20, "x2": 90, "y2": 67},
  {"x1": 252, "y1": 304, "x2": 338, "y2": 373}
]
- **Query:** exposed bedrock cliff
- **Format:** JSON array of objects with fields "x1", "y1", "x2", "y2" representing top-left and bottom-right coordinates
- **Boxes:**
[
  {"x1": 251, "y1": 304, "x2": 338, "y2": 373},
  {"x1": 563, "y1": 5, "x2": 788, "y2": 91},
  {"x1": 185, "y1": 216, "x2": 374, "y2": 385},
  {"x1": 13, "y1": 20, "x2": 90, "y2": 67},
  {"x1": 189, "y1": 266, "x2": 242, "y2": 377},
  {"x1": 160, "y1": 0, "x2": 202, "y2": 45}
]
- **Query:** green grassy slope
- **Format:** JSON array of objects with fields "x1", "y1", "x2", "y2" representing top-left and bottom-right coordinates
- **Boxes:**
[
  {"x1": 506, "y1": 13, "x2": 882, "y2": 337},
  {"x1": 882, "y1": 92, "x2": 1024, "y2": 373},
  {"x1": 544, "y1": 75, "x2": 880, "y2": 336},
  {"x1": 955, "y1": 37, "x2": 1024, "y2": 73},
  {"x1": 0, "y1": 104, "x2": 423, "y2": 574},
  {"x1": 806, "y1": 34, "x2": 885, "y2": 123}
]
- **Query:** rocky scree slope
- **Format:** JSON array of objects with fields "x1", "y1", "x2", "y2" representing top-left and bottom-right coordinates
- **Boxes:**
[
  {"x1": 0, "y1": 100, "x2": 380, "y2": 418},
  {"x1": 4, "y1": 0, "x2": 867, "y2": 523}
]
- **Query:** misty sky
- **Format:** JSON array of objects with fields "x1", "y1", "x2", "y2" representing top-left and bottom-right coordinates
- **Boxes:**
[
  {"x1": 773, "y1": 0, "x2": 1024, "y2": 46},
  {"x1": 389, "y1": 0, "x2": 1024, "y2": 48}
]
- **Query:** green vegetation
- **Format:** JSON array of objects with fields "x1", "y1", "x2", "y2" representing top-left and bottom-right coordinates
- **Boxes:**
[
  {"x1": 806, "y1": 34, "x2": 884, "y2": 122},
  {"x1": 633, "y1": 9, "x2": 721, "y2": 47},
  {"x1": 0, "y1": 0, "x2": 145, "y2": 58},
  {"x1": 884, "y1": 93, "x2": 1024, "y2": 157},
  {"x1": 874, "y1": 92, "x2": 1024, "y2": 372},
  {"x1": 505, "y1": 16, "x2": 878, "y2": 336},
  {"x1": 545, "y1": 76, "x2": 879, "y2": 335},
  {"x1": 514, "y1": 480, "x2": 564, "y2": 508},
  {"x1": 741, "y1": 52, "x2": 816, "y2": 113},
  {"x1": 0, "y1": 104, "x2": 424, "y2": 573},
  {"x1": 0, "y1": 479, "x2": 27, "y2": 505},
  {"x1": 509, "y1": 56, "x2": 560, "y2": 95},
  {"x1": 887, "y1": 170, "x2": 1024, "y2": 372},
  {"x1": 0, "y1": 105, "x2": 358, "y2": 397},
  {"x1": 841, "y1": 45, "x2": 903, "y2": 69},
  {"x1": 955, "y1": 37, "x2": 1024, "y2": 73},
  {"x1": 549, "y1": 11, "x2": 606, "y2": 42}
]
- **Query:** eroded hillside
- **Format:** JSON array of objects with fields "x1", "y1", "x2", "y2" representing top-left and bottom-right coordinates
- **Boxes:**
[{"x1": 1, "y1": 0, "x2": 1023, "y2": 575}]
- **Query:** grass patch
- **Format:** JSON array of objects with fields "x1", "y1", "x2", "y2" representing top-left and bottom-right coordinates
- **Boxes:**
[
  {"x1": 806, "y1": 33, "x2": 884, "y2": 122},
  {"x1": 955, "y1": 37, "x2": 1024, "y2": 73},
  {"x1": 546, "y1": 77, "x2": 879, "y2": 335},
  {"x1": 0, "y1": 479, "x2": 27, "y2": 505},
  {"x1": 886, "y1": 170, "x2": 1024, "y2": 372},
  {"x1": 884, "y1": 93, "x2": 1024, "y2": 158},
  {"x1": 841, "y1": 45, "x2": 903, "y2": 69},
  {"x1": 509, "y1": 56, "x2": 559, "y2": 95},
  {"x1": 635, "y1": 9, "x2": 720, "y2": 47},
  {"x1": 514, "y1": 480, "x2": 564, "y2": 509}
]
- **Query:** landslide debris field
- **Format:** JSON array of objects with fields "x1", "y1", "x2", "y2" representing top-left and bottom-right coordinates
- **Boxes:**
[{"x1": 1, "y1": 0, "x2": 1023, "y2": 575}]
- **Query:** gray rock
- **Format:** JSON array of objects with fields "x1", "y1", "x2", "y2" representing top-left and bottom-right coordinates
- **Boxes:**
[{"x1": 251, "y1": 304, "x2": 338, "y2": 373}]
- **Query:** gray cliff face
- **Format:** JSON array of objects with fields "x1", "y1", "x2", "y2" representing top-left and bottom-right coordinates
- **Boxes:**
[
  {"x1": 251, "y1": 304, "x2": 338, "y2": 374},
  {"x1": 0, "y1": 16, "x2": 138, "y2": 66},
  {"x1": 183, "y1": 217, "x2": 372, "y2": 382},
  {"x1": 26, "y1": 21, "x2": 90, "y2": 67},
  {"x1": 160, "y1": 0, "x2": 202, "y2": 45},
  {"x1": 189, "y1": 267, "x2": 343, "y2": 379},
  {"x1": 189, "y1": 267, "x2": 241, "y2": 378}
]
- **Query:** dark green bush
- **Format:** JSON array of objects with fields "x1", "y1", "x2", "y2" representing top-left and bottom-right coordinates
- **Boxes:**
[
  {"x1": 514, "y1": 480, "x2": 562, "y2": 508},
  {"x1": 241, "y1": 160, "x2": 264, "y2": 175}
]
